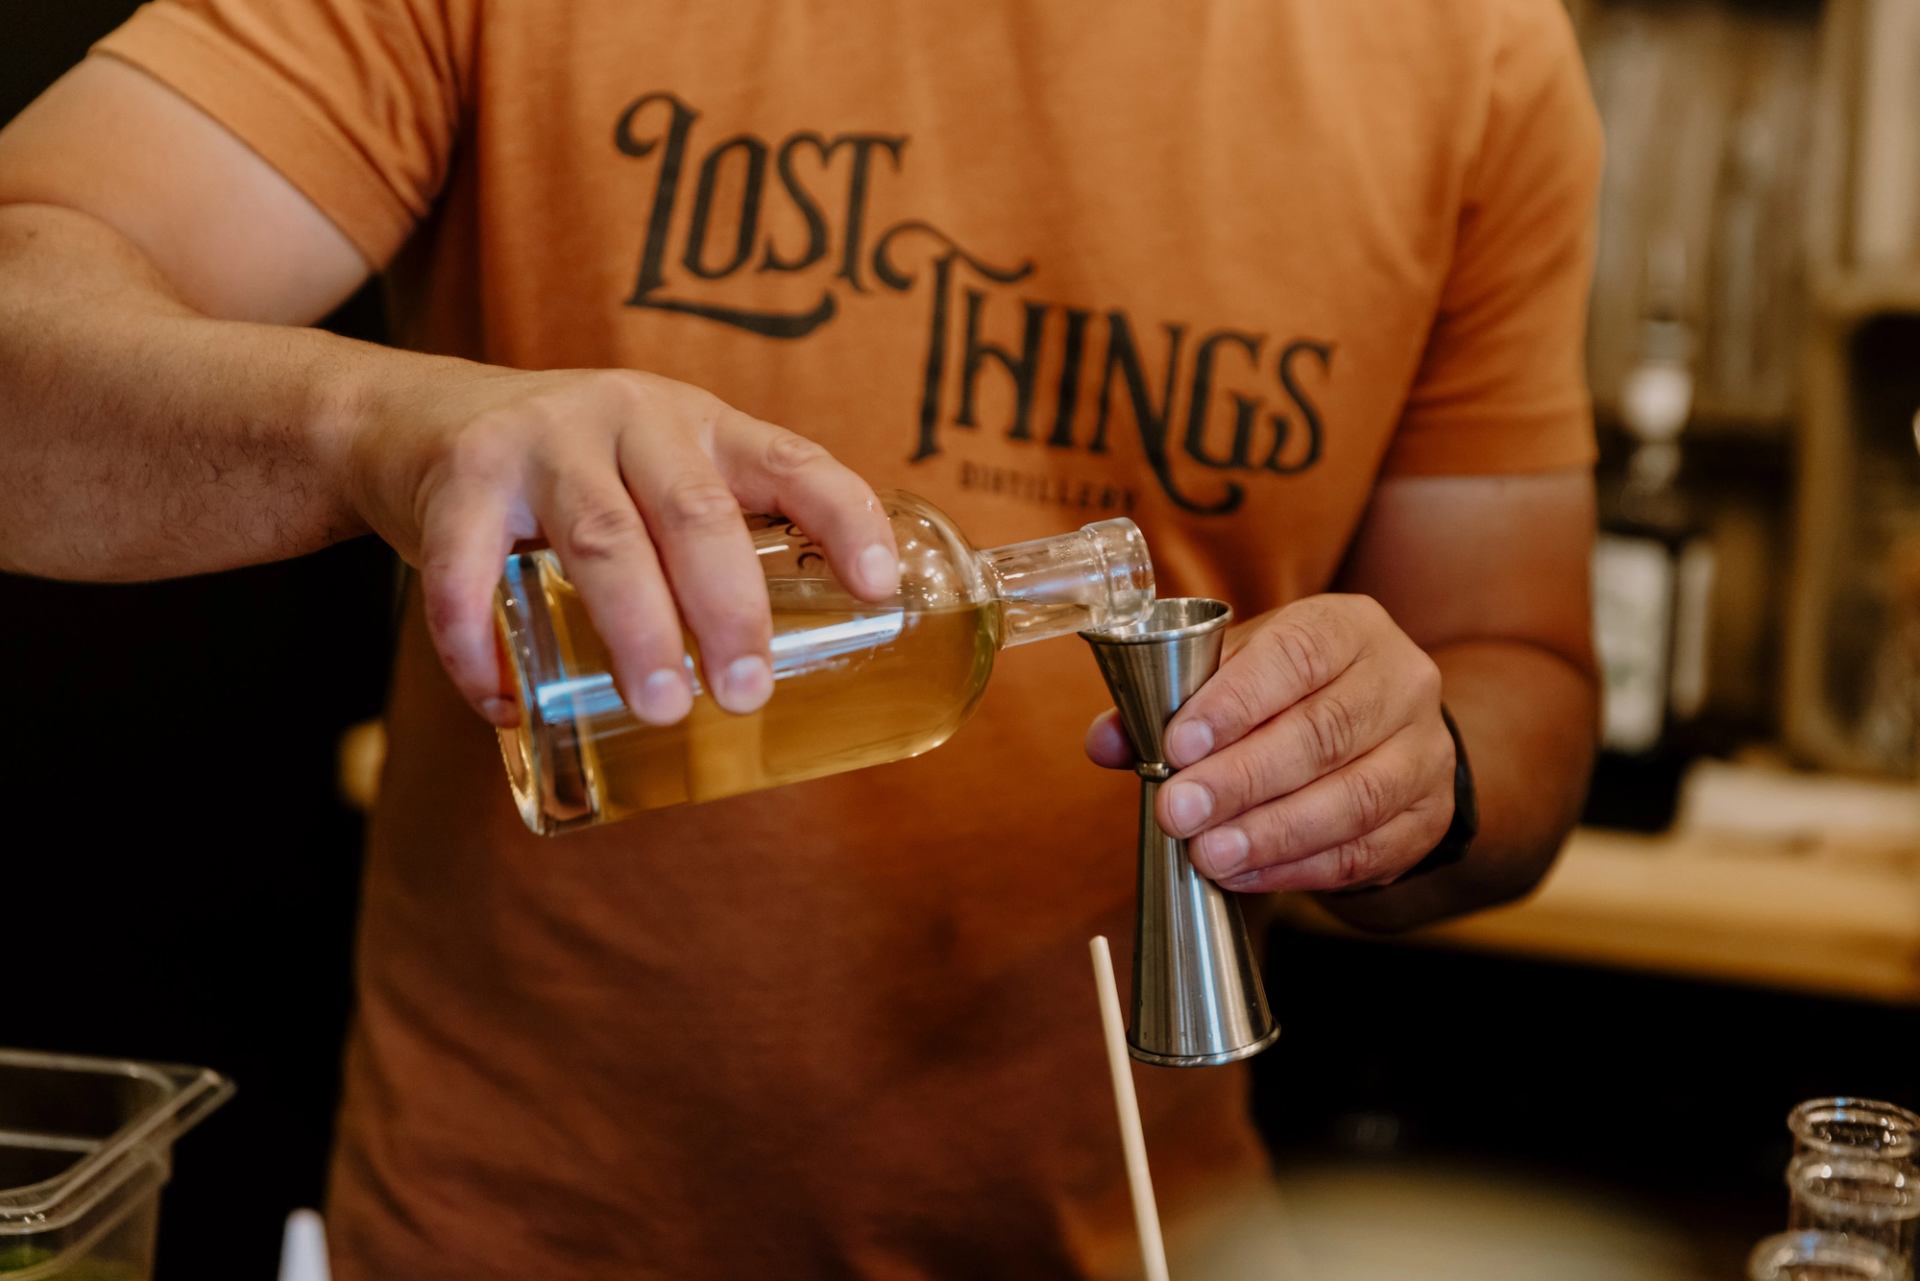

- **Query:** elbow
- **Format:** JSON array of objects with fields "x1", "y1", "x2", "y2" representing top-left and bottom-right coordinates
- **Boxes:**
[{"x1": 1471, "y1": 838, "x2": 1564, "y2": 914}]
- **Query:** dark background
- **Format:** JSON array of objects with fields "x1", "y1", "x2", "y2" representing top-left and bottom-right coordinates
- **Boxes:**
[
  {"x1": 3, "y1": 2, "x2": 396, "y2": 1276},
  {"x1": 4, "y1": 5, "x2": 1915, "y2": 1280}
]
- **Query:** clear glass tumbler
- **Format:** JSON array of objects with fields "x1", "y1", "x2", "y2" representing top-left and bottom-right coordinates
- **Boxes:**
[
  {"x1": 1784, "y1": 1098, "x2": 1920, "y2": 1275},
  {"x1": 1749, "y1": 1230, "x2": 1901, "y2": 1281},
  {"x1": 1787, "y1": 1153, "x2": 1920, "y2": 1270}
]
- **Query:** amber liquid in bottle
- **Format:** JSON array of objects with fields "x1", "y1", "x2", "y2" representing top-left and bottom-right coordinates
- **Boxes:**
[{"x1": 515, "y1": 573, "x2": 1001, "y2": 822}]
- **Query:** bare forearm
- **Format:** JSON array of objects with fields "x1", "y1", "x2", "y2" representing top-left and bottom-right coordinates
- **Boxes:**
[
  {"x1": 1320, "y1": 639, "x2": 1598, "y2": 932},
  {"x1": 0, "y1": 53, "x2": 907, "y2": 733},
  {"x1": 0, "y1": 203, "x2": 425, "y2": 580}
]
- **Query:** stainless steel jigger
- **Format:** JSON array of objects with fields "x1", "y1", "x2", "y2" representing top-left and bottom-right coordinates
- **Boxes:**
[{"x1": 1082, "y1": 598, "x2": 1280, "y2": 1067}]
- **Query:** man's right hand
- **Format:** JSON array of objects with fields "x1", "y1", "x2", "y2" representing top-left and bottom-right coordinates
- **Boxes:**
[{"x1": 346, "y1": 363, "x2": 901, "y2": 728}]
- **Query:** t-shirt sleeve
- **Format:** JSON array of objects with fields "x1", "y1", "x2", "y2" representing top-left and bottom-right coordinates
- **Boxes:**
[
  {"x1": 1382, "y1": 0, "x2": 1604, "y2": 477},
  {"x1": 90, "y1": 0, "x2": 476, "y2": 269}
]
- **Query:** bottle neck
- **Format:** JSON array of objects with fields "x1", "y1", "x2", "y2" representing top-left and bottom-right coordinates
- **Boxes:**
[{"x1": 976, "y1": 517, "x2": 1155, "y2": 648}]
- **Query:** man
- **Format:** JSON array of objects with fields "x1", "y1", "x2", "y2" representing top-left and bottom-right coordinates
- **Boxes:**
[{"x1": 0, "y1": 1, "x2": 1601, "y2": 1276}]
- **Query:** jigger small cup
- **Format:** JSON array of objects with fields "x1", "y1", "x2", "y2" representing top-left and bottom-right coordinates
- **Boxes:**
[{"x1": 1083, "y1": 598, "x2": 1280, "y2": 1068}]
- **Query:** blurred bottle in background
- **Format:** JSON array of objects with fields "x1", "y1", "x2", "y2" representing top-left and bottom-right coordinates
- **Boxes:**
[{"x1": 1586, "y1": 237, "x2": 1717, "y2": 831}]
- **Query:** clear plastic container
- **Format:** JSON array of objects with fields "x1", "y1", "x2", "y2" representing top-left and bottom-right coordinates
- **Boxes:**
[{"x1": 0, "y1": 1049, "x2": 232, "y2": 1280}]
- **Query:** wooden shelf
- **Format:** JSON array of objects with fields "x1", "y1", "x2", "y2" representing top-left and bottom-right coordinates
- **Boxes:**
[
  {"x1": 1280, "y1": 825, "x2": 1920, "y2": 1004},
  {"x1": 1814, "y1": 268, "x2": 1920, "y2": 324},
  {"x1": 1594, "y1": 403, "x2": 1795, "y2": 444}
]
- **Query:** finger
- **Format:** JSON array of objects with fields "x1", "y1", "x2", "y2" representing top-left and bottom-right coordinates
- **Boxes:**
[
  {"x1": 705, "y1": 407, "x2": 899, "y2": 601},
  {"x1": 419, "y1": 476, "x2": 523, "y2": 726},
  {"x1": 1084, "y1": 708, "x2": 1133, "y2": 769},
  {"x1": 1156, "y1": 676, "x2": 1389, "y2": 837},
  {"x1": 532, "y1": 446, "x2": 694, "y2": 725},
  {"x1": 1185, "y1": 730, "x2": 1441, "y2": 881},
  {"x1": 1218, "y1": 805, "x2": 1450, "y2": 895},
  {"x1": 616, "y1": 424, "x2": 774, "y2": 715},
  {"x1": 1162, "y1": 596, "x2": 1373, "y2": 769},
  {"x1": 1219, "y1": 619, "x2": 1261, "y2": 664}
]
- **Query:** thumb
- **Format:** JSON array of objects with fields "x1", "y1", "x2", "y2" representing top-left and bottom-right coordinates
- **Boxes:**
[{"x1": 1084, "y1": 708, "x2": 1135, "y2": 770}]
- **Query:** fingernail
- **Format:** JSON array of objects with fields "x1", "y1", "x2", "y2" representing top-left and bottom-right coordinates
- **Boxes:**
[
  {"x1": 637, "y1": 668, "x2": 693, "y2": 723},
  {"x1": 1222, "y1": 870, "x2": 1265, "y2": 894},
  {"x1": 1163, "y1": 780, "x2": 1213, "y2": 835},
  {"x1": 857, "y1": 543, "x2": 899, "y2": 596},
  {"x1": 481, "y1": 695, "x2": 519, "y2": 727},
  {"x1": 1195, "y1": 826, "x2": 1249, "y2": 878},
  {"x1": 1166, "y1": 720, "x2": 1214, "y2": 767},
  {"x1": 717, "y1": 655, "x2": 773, "y2": 713}
]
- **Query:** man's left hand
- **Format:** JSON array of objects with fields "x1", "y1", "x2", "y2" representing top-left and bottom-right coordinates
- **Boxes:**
[{"x1": 1086, "y1": 594, "x2": 1455, "y2": 894}]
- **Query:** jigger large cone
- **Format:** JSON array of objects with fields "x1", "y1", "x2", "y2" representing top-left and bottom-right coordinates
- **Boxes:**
[{"x1": 1083, "y1": 598, "x2": 1280, "y2": 1068}]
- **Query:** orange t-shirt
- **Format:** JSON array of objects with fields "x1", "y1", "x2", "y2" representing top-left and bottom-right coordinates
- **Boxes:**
[{"x1": 97, "y1": 3, "x2": 1600, "y2": 1277}]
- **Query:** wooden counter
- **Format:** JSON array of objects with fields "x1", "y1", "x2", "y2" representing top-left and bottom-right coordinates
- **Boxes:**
[{"x1": 1280, "y1": 824, "x2": 1920, "y2": 1005}]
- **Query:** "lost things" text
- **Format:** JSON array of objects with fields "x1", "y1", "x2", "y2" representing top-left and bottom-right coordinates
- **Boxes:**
[{"x1": 613, "y1": 91, "x2": 1335, "y2": 515}]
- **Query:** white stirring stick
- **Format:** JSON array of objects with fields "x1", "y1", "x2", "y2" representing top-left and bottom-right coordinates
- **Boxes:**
[
  {"x1": 1089, "y1": 935, "x2": 1172, "y2": 1281},
  {"x1": 277, "y1": 1209, "x2": 332, "y2": 1281}
]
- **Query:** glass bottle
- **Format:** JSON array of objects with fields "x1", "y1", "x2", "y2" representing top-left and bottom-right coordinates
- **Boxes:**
[
  {"x1": 1586, "y1": 235, "x2": 1716, "y2": 831},
  {"x1": 494, "y1": 491, "x2": 1155, "y2": 835},
  {"x1": 1748, "y1": 1231, "x2": 1899, "y2": 1281}
]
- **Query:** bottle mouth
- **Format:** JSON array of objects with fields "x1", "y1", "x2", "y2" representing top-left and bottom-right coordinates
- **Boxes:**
[{"x1": 1078, "y1": 517, "x2": 1156, "y2": 629}]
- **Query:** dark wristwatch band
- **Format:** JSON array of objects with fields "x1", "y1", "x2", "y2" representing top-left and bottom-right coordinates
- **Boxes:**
[
  {"x1": 1408, "y1": 703, "x2": 1478, "y2": 878},
  {"x1": 1334, "y1": 704, "x2": 1478, "y2": 893}
]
